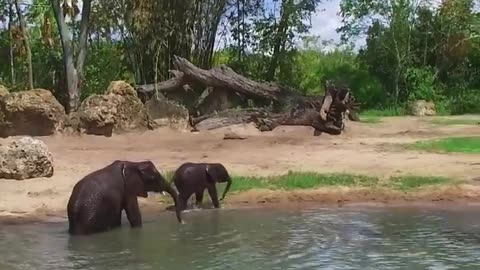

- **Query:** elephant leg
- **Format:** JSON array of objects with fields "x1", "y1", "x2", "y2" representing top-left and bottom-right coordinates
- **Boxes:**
[
  {"x1": 207, "y1": 185, "x2": 220, "y2": 208},
  {"x1": 195, "y1": 190, "x2": 204, "y2": 208},
  {"x1": 179, "y1": 191, "x2": 193, "y2": 211},
  {"x1": 124, "y1": 197, "x2": 142, "y2": 228}
]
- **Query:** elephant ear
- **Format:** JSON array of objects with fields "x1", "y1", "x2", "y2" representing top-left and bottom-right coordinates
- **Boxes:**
[
  {"x1": 205, "y1": 164, "x2": 218, "y2": 184},
  {"x1": 121, "y1": 162, "x2": 148, "y2": 198}
]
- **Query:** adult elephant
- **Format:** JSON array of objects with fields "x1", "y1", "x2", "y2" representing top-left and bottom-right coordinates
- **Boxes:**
[
  {"x1": 172, "y1": 162, "x2": 232, "y2": 211},
  {"x1": 67, "y1": 160, "x2": 183, "y2": 235}
]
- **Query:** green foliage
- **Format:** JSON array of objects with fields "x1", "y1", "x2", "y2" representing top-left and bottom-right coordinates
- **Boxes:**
[
  {"x1": 0, "y1": 0, "x2": 478, "y2": 116},
  {"x1": 450, "y1": 89, "x2": 480, "y2": 114},
  {"x1": 404, "y1": 67, "x2": 437, "y2": 101},
  {"x1": 82, "y1": 43, "x2": 134, "y2": 100},
  {"x1": 410, "y1": 136, "x2": 480, "y2": 154}
]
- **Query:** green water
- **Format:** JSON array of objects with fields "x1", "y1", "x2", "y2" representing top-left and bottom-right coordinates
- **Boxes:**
[{"x1": 1, "y1": 206, "x2": 480, "y2": 269}]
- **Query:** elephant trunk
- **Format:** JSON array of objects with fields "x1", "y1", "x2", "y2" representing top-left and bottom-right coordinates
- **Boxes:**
[
  {"x1": 220, "y1": 177, "x2": 232, "y2": 201},
  {"x1": 164, "y1": 186, "x2": 183, "y2": 224}
]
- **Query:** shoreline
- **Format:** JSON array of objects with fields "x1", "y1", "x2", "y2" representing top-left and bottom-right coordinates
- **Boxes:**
[
  {"x1": 0, "y1": 116, "x2": 478, "y2": 226},
  {"x1": 2, "y1": 184, "x2": 480, "y2": 225}
]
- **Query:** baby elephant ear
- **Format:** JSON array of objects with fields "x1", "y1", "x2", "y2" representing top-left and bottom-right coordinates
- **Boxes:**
[
  {"x1": 138, "y1": 161, "x2": 158, "y2": 178},
  {"x1": 205, "y1": 164, "x2": 217, "y2": 184},
  {"x1": 122, "y1": 162, "x2": 147, "y2": 197}
]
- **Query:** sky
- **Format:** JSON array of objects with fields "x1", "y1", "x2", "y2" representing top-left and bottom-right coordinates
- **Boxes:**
[
  {"x1": 308, "y1": 0, "x2": 349, "y2": 45},
  {"x1": 215, "y1": 0, "x2": 365, "y2": 51}
]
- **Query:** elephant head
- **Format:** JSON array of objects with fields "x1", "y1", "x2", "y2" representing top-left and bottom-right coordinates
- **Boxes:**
[
  {"x1": 121, "y1": 161, "x2": 183, "y2": 223},
  {"x1": 205, "y1": 163, "x2": 232, "y2": 201}
]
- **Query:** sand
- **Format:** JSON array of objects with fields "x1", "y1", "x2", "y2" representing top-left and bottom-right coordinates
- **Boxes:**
[{"x1": 0, "y1": 115, "x2": 479, "y2": 223}]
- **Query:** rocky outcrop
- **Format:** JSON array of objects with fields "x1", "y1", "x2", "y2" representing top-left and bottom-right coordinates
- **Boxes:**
[
  {"x1": 106, "y1": 80, "x2": 137, "y2": 97},
  {"x1": 145, "y1": 98, "x2": 190, "y2": 130},
  {"x1": 0, "y1": 137, "x2": 54, "y2": 180},
  {"x1": 410, "y1": 100, "x2": 436, "y2": 116},
  {"x1": 74, "y1": 82, "x2": 148, "y2": 136},
  {"x1": 0, "y1": 85, "x2": 8, "y2": 98},
  {"x1": 0, "y1": 89, "x2": 67, "y2": 138}
]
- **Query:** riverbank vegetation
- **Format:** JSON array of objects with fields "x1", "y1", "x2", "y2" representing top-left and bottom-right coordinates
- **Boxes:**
[
  {"x1": 0, "y1": 0, "x2": 478, "y2": 115},
  {"x1": 227, "y1": 172, "x2": 456, "y2": 193},
  {"x1": 410, "y1": 136, "x2": 480, "y2": 154},
  {"x1": 159, "y1": 171, "x2": 456, "y2": 196}
]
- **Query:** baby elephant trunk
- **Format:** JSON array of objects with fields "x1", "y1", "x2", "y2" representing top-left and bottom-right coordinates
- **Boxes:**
[
  {"x1": 164, "y1": 186, "x2": 183, "y2": 224},
  {"x1": 220, "y1": 177, "x2": 232, "y2": 201}
]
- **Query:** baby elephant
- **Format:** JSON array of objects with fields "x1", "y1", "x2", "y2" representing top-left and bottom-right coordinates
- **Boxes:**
[
  {"x1": 67, "y1": 160, "x2": 183, "y2": 235},
  {"x1": 173, "y1": 162, "x2": 232, "y2": 211}
]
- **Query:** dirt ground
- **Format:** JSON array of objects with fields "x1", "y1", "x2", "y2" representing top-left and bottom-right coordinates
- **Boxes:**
[{"x1": 0, "y1": 115, "x2": 479, "y2": 223}]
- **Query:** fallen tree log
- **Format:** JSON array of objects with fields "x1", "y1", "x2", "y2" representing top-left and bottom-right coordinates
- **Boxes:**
[
  {"x1": 136, "y1": 56, "x2": 361, "y2": 135},
  {"x1": 190, "y1": 102, "x2": 350, "y2": 135}
]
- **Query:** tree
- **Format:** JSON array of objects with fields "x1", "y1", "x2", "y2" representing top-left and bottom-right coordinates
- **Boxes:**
[
  {"x1": 339, "y1": 0, "x2": 421, "y2": 103},
  {"x1": 7, "y1": 0, "x2": 16, "y2": 85},
  {"x1": 50, "y1": 0, "x2": 92, "y2": 112},
  {"x1": 14, "y1": 0, "x2": 33, "y2": 89},
  {"x1": 263, "y1": 0, "x2": 320, "y2": 82}
]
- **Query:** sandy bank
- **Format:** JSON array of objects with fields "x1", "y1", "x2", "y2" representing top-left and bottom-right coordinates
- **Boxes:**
[{"x1": 0, "y1": 116, "x2": 478, "y2": 225}]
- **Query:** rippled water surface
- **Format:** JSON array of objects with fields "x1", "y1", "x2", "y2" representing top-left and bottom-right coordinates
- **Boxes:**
[{"x1": 2, "y1": 206, "x2": 480, "y2": 269}]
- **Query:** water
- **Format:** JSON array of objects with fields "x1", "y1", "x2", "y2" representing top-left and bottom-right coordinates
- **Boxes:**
[{"x1": 1, "y1": 206, "x2": 480, "y2": 270}]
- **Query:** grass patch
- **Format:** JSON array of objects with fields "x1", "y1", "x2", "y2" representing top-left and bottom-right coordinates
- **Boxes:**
[
  {"x1": 389, "y1": 176, "x2": 451, "y2": 191},
  {"x1": 410, "y1": 136, "x2": 480, "y2": 154},
  {"x1": 360, "y1": 116, "x2": 382, "y2": 124},
  {"x1": 360, "y1": 107, "x2": 407, "y2": 117},
  {"x1": 430, "y1": 117, "x2": 479, "y2": 126},
  {"x1": 358, "y1": 107, "x2": 409, "y2": 123},
  {"x1": 230, "y1": 172, "x2": 378, "y2": 192},
  {"x1": 227, "y1": 171, "x2": 452, "y2": 193}
]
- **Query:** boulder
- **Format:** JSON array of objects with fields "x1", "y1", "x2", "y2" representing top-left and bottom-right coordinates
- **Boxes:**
[
  {"x1": 223, "y1": 132, "x2": 247, "y2": 140},
  {"x1": 410, "y1": 100, "x2": 436, "y2": 116},
  {"x1": 0, "y1": 89, "x2": 67, "y2": 138},
  {"x1": 0, "y1": 85, "x2": 8, "y2": 98},
  {"x1": 145, "y1": 98, "x2": 190, "y2": 130},
  {"x1": 106, "y1": 80, "x2": 138, "y2": 97},
  {"x1": 0, "y1": 137, "x2": 54, "y2": 180},
  {"x1": 76, "y1": 87, "x2": 148, "y2": 136}
]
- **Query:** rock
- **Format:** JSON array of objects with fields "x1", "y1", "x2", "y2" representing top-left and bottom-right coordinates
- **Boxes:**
[
  {"x1": 0, "y1": 85, "x2": 9, "y2": 98},
  {"x1": 63, "y1": 112, "x2": 81, "y2": 135},
  {"x1": 223, "y1": 132, "x2": 247, "y2": 140},
  {"x1": 145, "y1": 98, "x2": 190, "y2": 130},
  {"x1": 106, "y1": 80, "x2": 137, "y2": 97},
  {"x1": 0, "y1": 89, "x2": 67, "y2": 138},
  {"x1": 196, "y1": 88, "x2": 244, "y2": 115},
  {"x1": 76, "y1": 93, "x2": 148, "y2": 136},
  {"x1": 410, "y1": 100, "x2": 436, "y2": 116},
  {"x1": 0, "y1": 137, "x2": 54, "y2": 180}
]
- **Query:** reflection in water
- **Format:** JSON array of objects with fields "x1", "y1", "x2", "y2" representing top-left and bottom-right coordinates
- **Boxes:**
[{"x1": 1, "y1": 207, "x2": 480, "y2": 269}]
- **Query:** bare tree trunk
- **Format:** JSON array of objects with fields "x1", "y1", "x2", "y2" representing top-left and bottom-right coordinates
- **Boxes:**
[
  {"x1": 50, "y1": 0, "x2": 92, "y2": 112},
  {"x1": 75, "y1": 0, "x2": 92, "y2": 102},
  {"x1": 8, "y1": 1, "x2": 15, "y2": 85},
  {"x1": 14, "y1": 0, "x2": 33, "y2": 89},
  {"x1": 266, "y1": 0, "x2": 292, "y2": 81}
]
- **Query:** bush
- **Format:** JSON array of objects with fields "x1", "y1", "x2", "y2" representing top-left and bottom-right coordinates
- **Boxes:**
[
  {"x1": 405, "y1": 67, "x2": 437, "y2": 102},
  {"x1": 450, "y1": 89, "x2": 480, "y2": 114}
]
